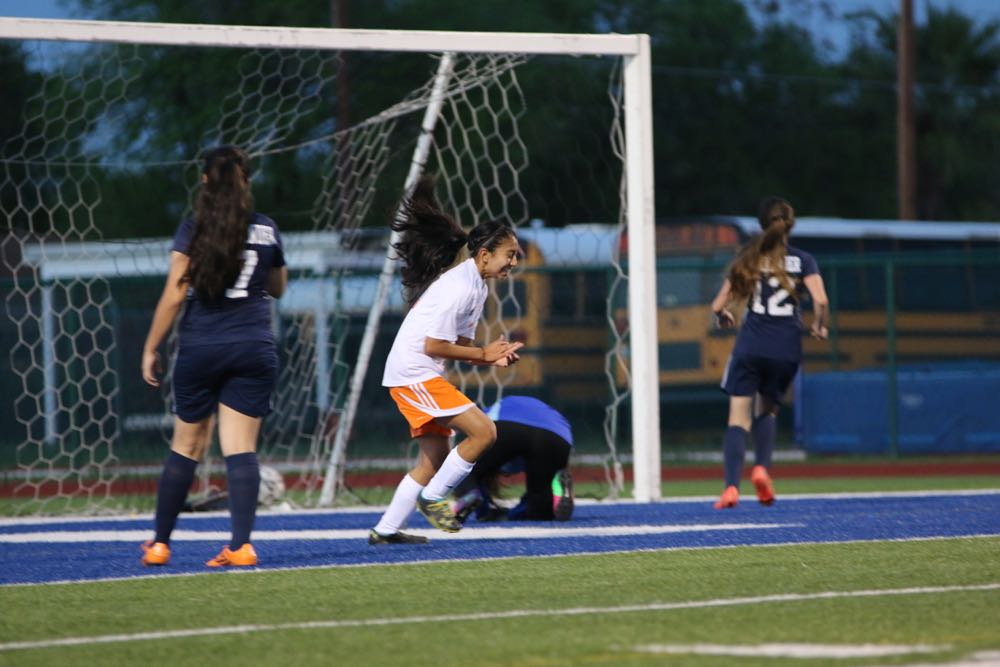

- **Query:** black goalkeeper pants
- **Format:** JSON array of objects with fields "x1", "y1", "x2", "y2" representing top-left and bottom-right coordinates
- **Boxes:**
[{"x1": 464, "y1": 420, "x2": 572, "y2": 520}]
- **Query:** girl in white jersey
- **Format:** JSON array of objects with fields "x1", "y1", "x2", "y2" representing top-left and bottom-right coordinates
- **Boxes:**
[{"x1": 370, "y1": 177, "x2": 523, "y2": 544}]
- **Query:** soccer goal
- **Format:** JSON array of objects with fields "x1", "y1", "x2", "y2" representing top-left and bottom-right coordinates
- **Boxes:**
[{"x1": 0, "y1": 17, "x2": 659, "y2": 514}]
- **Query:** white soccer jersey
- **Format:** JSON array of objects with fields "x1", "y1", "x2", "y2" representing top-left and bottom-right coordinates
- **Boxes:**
[{"x1": 382, "y1": 258, "x2": 488, "y2": 387}]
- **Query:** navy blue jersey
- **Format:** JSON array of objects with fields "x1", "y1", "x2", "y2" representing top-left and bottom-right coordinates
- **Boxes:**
[
  {"x1": 731, "y1": 245, "x2": 819, "y2": 363},
  {"x1": 172, "y1": 212, "x2": 285, "y2": 346},
  {"x1": 486, "y1": 396, "x2": 573, "y2": 447}
]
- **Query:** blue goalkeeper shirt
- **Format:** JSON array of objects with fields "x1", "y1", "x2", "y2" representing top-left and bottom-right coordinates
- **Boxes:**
[{"x1": 486, "y1": 396, "x2": 573, "y2": 447}]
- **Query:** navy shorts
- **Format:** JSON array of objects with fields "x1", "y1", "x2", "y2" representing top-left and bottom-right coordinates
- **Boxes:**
[
  {"x1": 172, "y1": 341, "x2": 278, "y2": 422},
  {"x1": 721, "y1": 354, "x2": 799, "y2": 403}
]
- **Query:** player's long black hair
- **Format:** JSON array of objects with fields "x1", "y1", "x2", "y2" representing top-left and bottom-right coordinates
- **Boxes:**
[
  {"x1": 185, "y1": 145, "x2": 253, "y2": 303},
  {"x1": 391, "y1": 175, "x2": 515, "y2": 304},
  {"x1": 727, "y1": 196, "x2": 796, "y2": 303}
]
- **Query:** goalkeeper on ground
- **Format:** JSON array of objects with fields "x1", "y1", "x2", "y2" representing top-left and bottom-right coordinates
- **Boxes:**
[{"x1": 451, "y1": 395, "x2": 575, "y2": 523}]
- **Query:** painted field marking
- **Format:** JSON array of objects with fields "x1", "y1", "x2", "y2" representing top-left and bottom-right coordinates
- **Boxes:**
[
  {"x1": 629, "y1": 642, "x2": 945, "y2": 658},
  {"x1": 1, "y1": 488, "x2": 997, "y2": 528},
  {"x1": 1, "y1": 582, "x2": 996, "y2": 653},
  {"x1": 0, "y1": 522, "x2": 800, "y2": 543},
  {"x1": 868, "y1": 650, "x2": 1000, "y2": 667}
]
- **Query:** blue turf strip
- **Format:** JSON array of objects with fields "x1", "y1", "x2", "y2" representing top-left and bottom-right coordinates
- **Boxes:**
[{"x1": 2, "y1": 492, "x2": 999, "y2": 585}]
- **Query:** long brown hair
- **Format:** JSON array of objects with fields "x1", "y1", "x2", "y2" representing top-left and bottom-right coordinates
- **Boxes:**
[
  {"x1": 727, "y1": 196, "x2": 796, "y2": 303},
  {"x1": 185, "y1": 145, "x2": 253, "y2": 303},
  {"x1": 391, "y1": 176, "x2": 515, "y2": 304}
]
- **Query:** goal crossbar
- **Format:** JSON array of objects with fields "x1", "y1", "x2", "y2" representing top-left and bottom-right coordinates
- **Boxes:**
[{"x1": 0, "y1": 17, "x2": 642, "y2": 56}]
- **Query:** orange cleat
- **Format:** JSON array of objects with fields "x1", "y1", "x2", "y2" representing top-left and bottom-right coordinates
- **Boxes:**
[
  {"x1": 206, "y1": 543, "x2": 258, "y2": 567},
  {"x1": 751, "y1": 465, "x2": 776, "y2": 506},
  {"x1": 140, "y1": 540, "x2": 171, "y2": 566},
  {"x1": 713, "y1": 485, "x2": 740, "y2": 509}
]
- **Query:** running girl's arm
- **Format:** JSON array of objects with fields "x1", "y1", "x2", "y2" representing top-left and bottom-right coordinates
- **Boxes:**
[
  {"x1": 267, "y1": 266, "x2": 288, "y2": 298},
  {"x1": 710, "y1": 278, "x2": 736, "y2": 329},
  {"x1": 142, "y1": 251, "x2": 189, "y2": 387},
  {"x1": 425, "y1": 335, "x2": 524, "y2": 367},
  {"x1": 803, "y1": 273, "x2": 829, "y2": 339},
  {"x1": 455, "y1": 335, "x2": 522, "y2": 367}
]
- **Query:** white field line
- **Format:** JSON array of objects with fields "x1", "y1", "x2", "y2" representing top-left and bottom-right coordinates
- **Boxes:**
[
  {"x1": 629, "y1": 642, "x2": 945, "y2": 658},
  {"x1": 0, "y1": 522, "x2": 800, "y2": 543},
  {"x1": 1, "y1": 583, "x2": 997, "y2": 653},
  {"x1": 1, "y1": 488, "x2": 998, "y2": 528},
  {"x1": 871, "y1": 650, "x2": 1000, "y2": 667}
]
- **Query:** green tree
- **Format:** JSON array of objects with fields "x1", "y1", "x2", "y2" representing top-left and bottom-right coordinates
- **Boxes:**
[
  {"x1": 838, "y1": 6, "x2": 1000, "y2": 220},
  {"x1": 39, "y1": 0, "x2": 1000, "y2": 225},
  {"x1": 597, "y1": 0, "x2": 844, "y2": 216}
]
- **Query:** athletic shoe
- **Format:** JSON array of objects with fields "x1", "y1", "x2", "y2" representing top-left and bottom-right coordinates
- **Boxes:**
[
  {"x1": 475, "y1": 500, "x2": 509, "y2": 522},
  {"x1": 205, "y1": 543, "x2": 258, "y2": 567},
  {"x1": 140, "y1": 540, "x2": 170, "y2": 566},
  {"x1": 751, "y1": 465, "x2": 776, "y2": 506},
  {"x1": 552, "y1": 469, "x2": 574, "y2": 521},
  {"x1": 713, "y1": 485, "x2": 740, "y2": 509},
  {"x1": 452, "y1": 489, "x2": 483, "y2": 525},
  {"x1": 507, "y1": 498, "x2": 528, "y2": 521},
  {"x1": 367, "y1": 529, "x2": 429, "y2": 545},
  {"x1": 416, "y1": 494, "x2": 462, "y2": 533}
]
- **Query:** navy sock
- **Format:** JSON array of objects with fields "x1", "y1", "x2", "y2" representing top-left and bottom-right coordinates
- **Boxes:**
[
  {"x1": 752, "y1": 414, "x2": 777, "y2": 469},
  {"x1": 154, "y1": 451, "x2": 198, "y2": 544},
  {"x1": 225, "y1": 452, "x2": 260, "y2": 550},
  {"x1": 722, "y1": 426, "x2": 748, "y2": 488}
]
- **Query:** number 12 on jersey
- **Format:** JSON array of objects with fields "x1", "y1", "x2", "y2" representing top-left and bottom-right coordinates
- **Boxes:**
[{"x1": 751, "y1": 276, "x2": 794, "y2": 317}]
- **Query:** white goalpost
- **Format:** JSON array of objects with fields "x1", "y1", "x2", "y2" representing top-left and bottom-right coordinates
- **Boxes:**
[{"x1": 0, "y1": 17, "x2": 660, "y2": 513}]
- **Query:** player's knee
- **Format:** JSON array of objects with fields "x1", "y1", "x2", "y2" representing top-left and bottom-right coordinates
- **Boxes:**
[
  {"x1": 466, "y1": 415, "x2": 495, "y2": 444},
  {"x1": 171, "y1": 439, "x2": 206, "y2": 461},
  {"x1": 482, "y1": 419, "x2": 497, "y2": 446}
]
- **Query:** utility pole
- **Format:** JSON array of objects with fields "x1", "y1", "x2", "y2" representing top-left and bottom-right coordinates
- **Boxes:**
[
  {"x1": 332, "y1": 0, "x2": 351, "y2": 132},
  {"x1": 897, "y1": 0, "x2": 917, "y2": 220}
]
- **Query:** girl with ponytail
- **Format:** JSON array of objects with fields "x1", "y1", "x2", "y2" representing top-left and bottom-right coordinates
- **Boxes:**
[
  {"x1": 710, "y1": 197, "x2": 829, "y2": 510},
  {"x1": 140, "y1": 145, "x2": 288, "y2": 568},
  {"x1": 369, "y1": 176, "x2": 524, "y2": 544}
]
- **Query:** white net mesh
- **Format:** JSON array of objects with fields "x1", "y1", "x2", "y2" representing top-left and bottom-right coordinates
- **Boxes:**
[{"x1": 0, "y1": 34, "x2": 631, "y2": 514}]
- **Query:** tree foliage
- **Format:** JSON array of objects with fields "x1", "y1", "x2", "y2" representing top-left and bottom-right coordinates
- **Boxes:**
[{"x1": 5, "y1": 0, "x2": 1000, "y2": 237}]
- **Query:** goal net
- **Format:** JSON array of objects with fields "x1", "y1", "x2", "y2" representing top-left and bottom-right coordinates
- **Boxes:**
[{"x1": 0, "y1": 19, "x2": 658, "y2": 514}]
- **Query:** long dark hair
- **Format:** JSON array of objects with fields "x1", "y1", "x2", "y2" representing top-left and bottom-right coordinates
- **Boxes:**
[
  {"x1": 185, "y1": 145, "x2": 253, "y2": 303},
  {"x1": 727, "y1": 196, "x2": 796, "y2": 303},
  {"x1": 392, "y1": 176, "x2": 515, "y2": 304}
]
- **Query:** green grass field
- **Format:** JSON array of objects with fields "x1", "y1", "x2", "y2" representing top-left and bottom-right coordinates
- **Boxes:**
[
  {"x1": 1, "y1": 537, "x2": 998, "y2": 666},
  {"x1": 2, "y1": 469, "x2": 999, "y2": 667}
]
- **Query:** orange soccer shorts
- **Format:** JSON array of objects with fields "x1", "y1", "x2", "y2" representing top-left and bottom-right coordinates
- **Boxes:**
[{"x1": 388, "y1": 376, "x2": 475, "y2": 438}]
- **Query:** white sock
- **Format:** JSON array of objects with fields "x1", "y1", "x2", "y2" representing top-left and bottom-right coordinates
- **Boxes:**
[
  {"x1": 421, "y1": 448, "x2": 475, "y2": 501},
  {"x1": 373, "y1": 474, "x2": 423, "y2": 535}
]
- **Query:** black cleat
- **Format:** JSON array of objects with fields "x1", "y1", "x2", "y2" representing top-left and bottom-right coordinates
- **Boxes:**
[
  {"x1": 367, "y1": 529, "x2": 429, "y2": 545},
  {"x1": 552, "y1": 469, "x2": 574, "y2": 521},
  {"x1": 453, "y1": 491, "x2": 482, "y2": 525}
]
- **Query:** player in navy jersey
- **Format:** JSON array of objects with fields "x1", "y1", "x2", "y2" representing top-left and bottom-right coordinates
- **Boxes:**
[
  {"x1": 709, "y1": 197, "x2": 829, "y2": 509},
  {"x1": 451, "y1": 395, "x2": 575, "y2": 523},
  {"x1": 139, "y1": 145, "x2": 287, "y2": 567}
]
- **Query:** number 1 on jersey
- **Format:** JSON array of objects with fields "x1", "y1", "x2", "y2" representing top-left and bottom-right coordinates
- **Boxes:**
[{"x1": 225, "y1": 249, "x2": 258, "y2": 299}]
